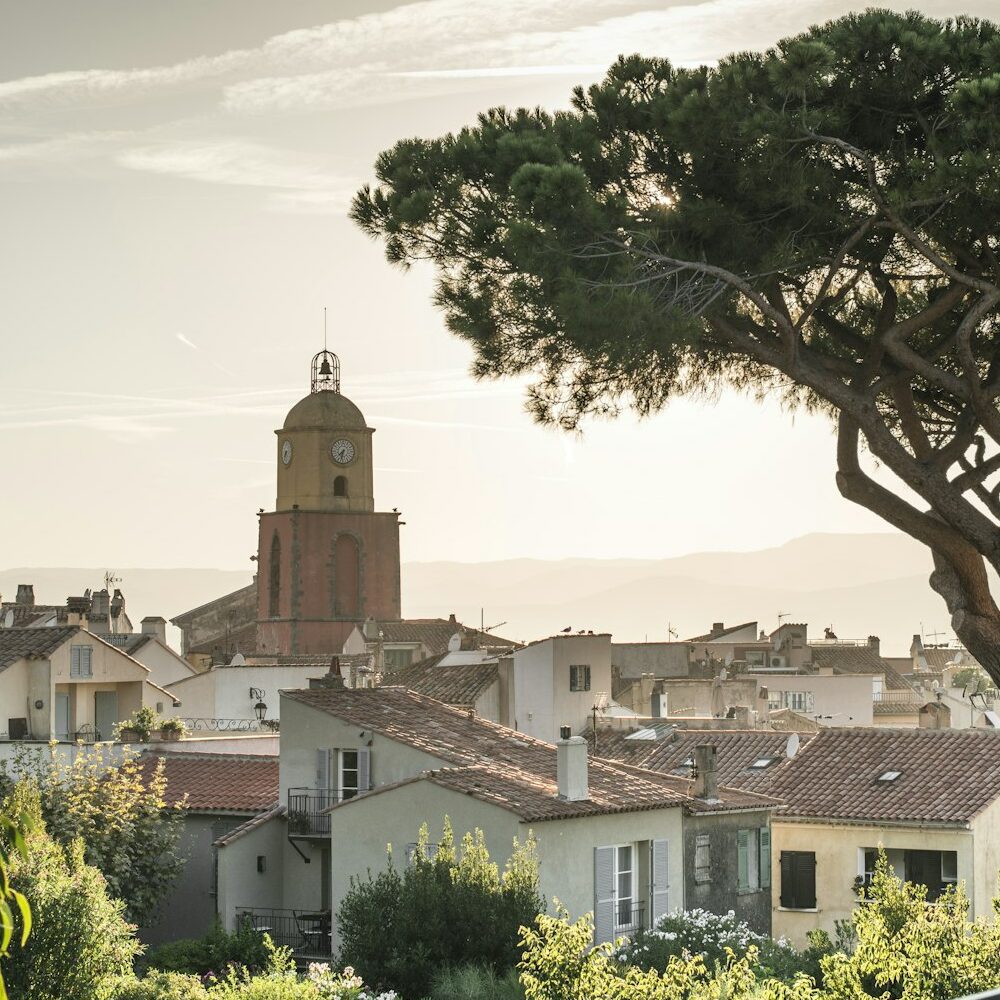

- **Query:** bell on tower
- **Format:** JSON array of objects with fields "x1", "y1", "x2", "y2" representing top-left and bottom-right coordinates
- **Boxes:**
[{"x1": 311, "y1": 349, "x2": 341, "y2": 394}]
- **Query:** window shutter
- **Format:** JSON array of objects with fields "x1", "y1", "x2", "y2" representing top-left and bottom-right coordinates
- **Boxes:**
[
  {"x1": 759, "y1": 827, "x2": 771, "y2": 889},
  {"x1": 593, "y1": 846, "x2": 615, "y2": 944},
  {"x1": 71, "y1": 646, "x2": 80, "y2": 677},
  {"x1": 82, "y1": 647, "x2": 92, "y2": 676},
  {"x1": 796, "y1": 852, "x2": 816, "y2": 908},
  {"x1": 650, "y1": 839, "x2": 670, "y2": 924},
  {"x1": 779, "y1": 851, "x2": 794, "y2": 907},
  {"x1": 737, "y1": 829, "x2": 749, "y2": 890},
  {"x1": 316, "y1": 748, "x2": 332, "y2": 790},
  {"x1": 357, "y1": 747, "x2": 371, "y2": 792}
]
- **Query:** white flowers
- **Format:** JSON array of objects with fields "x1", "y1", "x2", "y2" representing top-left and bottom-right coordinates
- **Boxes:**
[{"x1": 306, "y1": 963, "x2": 399, "y2": 1000}]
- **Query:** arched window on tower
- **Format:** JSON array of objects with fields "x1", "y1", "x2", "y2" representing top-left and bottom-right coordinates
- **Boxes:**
[
  {"x1": 334, "y1": 534, "x2": 361, "y2": 617},
  {"x1": 334, "y1": 475, "x2": 348, "y2": 498},
  {"x1": 268, "y1": 533, "x2": 281, "y2": 618}
]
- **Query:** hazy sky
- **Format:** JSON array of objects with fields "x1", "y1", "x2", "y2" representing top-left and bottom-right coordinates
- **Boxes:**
[{"x1": 1, "y1": 0, "x2": 993, "y2": 571}]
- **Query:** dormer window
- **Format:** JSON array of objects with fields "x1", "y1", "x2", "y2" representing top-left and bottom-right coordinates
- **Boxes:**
[{"x1": 877, "y1": 770, "x2": 902, "y2": 782}]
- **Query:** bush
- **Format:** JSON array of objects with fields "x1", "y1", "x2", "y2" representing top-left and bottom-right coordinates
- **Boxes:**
[
  {"x1": 430, "y1": 963, "x2": 524, "y2": 1000},
  {"x1": 111, "y1": 971, "x2": 208, "y2": 1000},
  {"x1": 146, "y1": 920, "x2": 271, "y2": 977},
  {"x1": 3, "y1": 786, "x2": 140, "y2": 1000},
  {"x1": 337, "y1": 820, "x2": 542, "y2": 998}
]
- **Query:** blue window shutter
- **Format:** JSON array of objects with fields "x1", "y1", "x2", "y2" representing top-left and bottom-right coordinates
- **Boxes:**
[
  {"x1": 650, "y1": 839, "x2": 670, "y2": 924},
  {"x1": 594, "y1": 846, "x2": 615, "y2": 944},
  {"x1": 737, "y1": 829, "x2": 749, "y2": 890},
  {"x1": 316, "y1": 748, "x2": 331, "y2": 789},
  {"x1": 759, "y1": 828, "x2": 771, "y2": 889},
  {"x1": 70, "y1": 646, "x2": 80, "y2": 677}
]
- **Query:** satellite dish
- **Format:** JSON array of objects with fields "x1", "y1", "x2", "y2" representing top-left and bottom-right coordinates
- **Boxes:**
[
  {"x1": 785, "y1": 733, "x2": 801, "y2": 758},
  {"x1": 594, "y1": 691, "x2": 609, "y2": 712},
  {"x1": 2, "y1": 610, "x2": 13, "y2": 628},
  {"x1": 230, "y1": 652, "x2": 246, "y2": 666}
]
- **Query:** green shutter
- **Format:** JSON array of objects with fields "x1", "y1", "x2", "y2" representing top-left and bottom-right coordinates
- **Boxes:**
[
  {"x1": 737, "y1": 829, "x2": 749, "y2": 890},
  {"x1": 759, "y1": 828, "x2": 771, "y2": 889}
]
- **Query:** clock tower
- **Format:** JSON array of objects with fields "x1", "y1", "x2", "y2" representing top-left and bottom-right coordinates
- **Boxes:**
[{"x1": 256, "y1": 350, "x2": 402, "y2": 655}]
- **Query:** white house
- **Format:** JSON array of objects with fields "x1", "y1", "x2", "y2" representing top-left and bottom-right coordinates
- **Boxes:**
[{"x1": 215, "y1": 685, "x2": 774, "y2": 954}]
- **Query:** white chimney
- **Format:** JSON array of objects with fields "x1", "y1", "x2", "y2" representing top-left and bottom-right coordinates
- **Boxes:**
[
  {"x1": 141, "y1": 616, "x2": 168, "y2": 645},
  {"x1": 556, "y1": 728, "x2": 589, "y2": 801}
]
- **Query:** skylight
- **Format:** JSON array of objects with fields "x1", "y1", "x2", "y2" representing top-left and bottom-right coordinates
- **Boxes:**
[
  {"x1": 877, "y1": 770, "x2": 902, "y2": 782},
  {"x1": 749, "y1": 757, "x2": 776, "y2": 769}
]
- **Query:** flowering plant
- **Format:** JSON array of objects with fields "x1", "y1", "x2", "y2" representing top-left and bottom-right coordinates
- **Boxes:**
[{"x1": 306, "y1": 963, "x2": 398, "y2": 1000}]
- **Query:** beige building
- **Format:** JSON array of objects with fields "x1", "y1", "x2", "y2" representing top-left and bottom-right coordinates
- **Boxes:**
[{"x1": 0, "y1": 626, "x2": 177, "y2": 741}]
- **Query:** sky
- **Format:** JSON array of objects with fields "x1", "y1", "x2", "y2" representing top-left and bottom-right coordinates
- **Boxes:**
[{"x1": 1, "y1": 0, "x2": 994, "y2": 572}]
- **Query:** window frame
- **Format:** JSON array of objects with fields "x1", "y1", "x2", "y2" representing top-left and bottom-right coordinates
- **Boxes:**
[
  {"x1": 612, "y1": 843, "x2": 635, "y2": 929},
  {"x1": 569, "y1": 663, "x2": 592, "y2": 693},
  {"x1": 779, "y1": 850, "x2": 817, "y2": 910},
  {"x1": 69, "y1": 645, "x2": 93, "y2": 678},
  {"x1": 694, "y1": 833, "x2": 712, "y2": 884}
]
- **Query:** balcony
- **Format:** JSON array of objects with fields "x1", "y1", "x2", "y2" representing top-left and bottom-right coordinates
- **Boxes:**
[
  {"x1": 614, "y1": 903, "x2": 647, "y2": 936},
  {"x1": 235, "y1": 907, "x2": 332, "y2": 959},
  {"x1": 286, "y1": 788, "x2": 364, "y2": 837}
]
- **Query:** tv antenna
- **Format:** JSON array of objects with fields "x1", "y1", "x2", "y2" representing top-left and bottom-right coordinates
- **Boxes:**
[
  {"x1": 667, "y1": 622, "x2": 678, "y2": 640},
  {"x1": 776, "y1": 611, "x2": 791, "y2": 625},
  {"x1": 104, "y1": 570, "x2": 121, "y2": 591}
]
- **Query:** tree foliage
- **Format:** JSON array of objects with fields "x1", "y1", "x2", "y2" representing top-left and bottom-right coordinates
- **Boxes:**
[
  {"x1": 0, "y1": 808, "x2": 31, "y2": 1000},
  {"x1": 4, "y1": 783, "x2": 139, "y2": 1000},
  {"x1": 354, "y1": 10, "x2": 1000, "y2": 680},
  {"x1": 337, "y1": 819, "x2": 542, "y2": 998},
  {"x1": 0, "y1": 743, "x2": 186, "y2": 923}
]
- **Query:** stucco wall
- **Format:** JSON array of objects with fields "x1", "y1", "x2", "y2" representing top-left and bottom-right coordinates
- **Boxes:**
[
  {"x1": 748, "y1": 673, "x2": 874, "y2": 727},
  {"x1": 325, "y1": 778, "x2": 685, "y2": 949},
  {"x1": 972, "y1": 798, "x2": 1000, "y2": 921},
  {"x1": 684, "y1": 810, "x2": 772, "y2": 934},
  {"x1": 132, "y1": 640, "x2": 196, "y2": 689},
  {"x1": 217, "y1": 815, "x2": 287, "y2": 930},
  {"x1": 771, "y1": 819, "x2": 975, "y2": 945},
  {"x1": 0, "y1": 663, "x2": 31, "y2": 737}
]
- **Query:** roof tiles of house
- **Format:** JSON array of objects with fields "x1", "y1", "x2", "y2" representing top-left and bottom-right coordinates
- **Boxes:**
[
  {"x1": 593, "y1": 728, "x2": 814, "y2": 793},
  {"x1": 808, "y1": 644, "x2": 911, "y2": 690},
  {"x1": 686, "y1": 621, "x2": 758, "y2": 643},
  {"x1": 0, "y1": 626, "x2": 81, "y2": 671},
  {"x1": 1, "y1": 604, "x2": 62, "y2": 628},
  {"x1": 872, "y1": 700, "x2": 926, "y2": 716},
  {"x1": 285, "y1": 687, "x2": 771, "y2": 821},
  {"x1": 376, "y1": 619, "x2": 521, "y2": 652},
  {"x1": 140, "y1": 752, "x2": 278, "y2": 813},
  {"x1": 390, "y1": 657, "x2": 499, "y2": 707},
  {"x1": 768, "y1": 727, "x2": 1000, "y2": 824}
]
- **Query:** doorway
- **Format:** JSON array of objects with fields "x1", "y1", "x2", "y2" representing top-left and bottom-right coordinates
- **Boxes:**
[
  {"x1": 55, "y1": 693, "x2": 70, "y2": 740},
  {"x1": 94, "y1": 691, "x2": 119, "y2": 741}
]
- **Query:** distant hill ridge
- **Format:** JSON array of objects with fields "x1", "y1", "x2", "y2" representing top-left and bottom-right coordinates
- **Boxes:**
[{"x1": 0, "y1": 532, "x2": 948, "y2": 657}]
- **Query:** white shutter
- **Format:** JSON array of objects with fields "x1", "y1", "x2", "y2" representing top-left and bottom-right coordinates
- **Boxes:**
[
  {"x1": 357, "y1": 747, "x2": 371, "y2": 793},
  {"x1": 81, "y1": 647, "x2": 92, "y2": 676},
  {"x1": 650, "y1": 839, "x2": 670, "y2": 924},
  {"x1": 759, "y1": 827, "x2": 771, "y2": 889},
  {"x1": 594, "y1": 846, "x2": 615, "y2": 944},
  {"x1": 316, "y1": 748, "x2": 332, "y2": 790}
]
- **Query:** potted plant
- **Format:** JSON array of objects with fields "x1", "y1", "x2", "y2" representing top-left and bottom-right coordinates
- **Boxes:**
[
  {"x1": 124, "y1": 706, "x2": 158, "y2": 743},
  {"x1": 160, "y1": 717, "x2": 186, "y2": 741}
]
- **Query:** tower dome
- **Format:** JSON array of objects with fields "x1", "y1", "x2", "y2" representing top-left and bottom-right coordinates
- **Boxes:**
[{"x1": 282, "y1": 349, "x2": 368, "y2": 431}]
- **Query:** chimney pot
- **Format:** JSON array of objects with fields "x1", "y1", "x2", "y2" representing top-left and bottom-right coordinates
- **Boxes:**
[
  {"x1": 693, "y1": 743, "x2": 719, "y2": 801},
  {"x1": 15, "y1": 584, "x2": 34, "y2": 606},
  {"x1": 449, "y1": 613, "x2": 457, "y2": 624},
  {"x1": 867, "y1": 635, "x2": 880, "y2": 654},
  {"x1": 141, "y1": 616, "x2": 167, "y2": 645},
  {"x1": 556, "y1": 732, "x2": 589, "y2": 801},
  {"x1": 711, "y1": 622, "x2": 724, "y2": 636}
]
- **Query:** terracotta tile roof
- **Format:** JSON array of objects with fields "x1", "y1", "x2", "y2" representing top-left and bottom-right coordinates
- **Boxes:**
[
  {"x1": 1, "y1": 604, "x2": 61, "y2": 628},
  {"x1": 687, "y1": 622, "x2": 758, "y2": 643},
  {"x1": 872, "y1": 700, "x2": 925, "y2": 715},
  {"x1": 140, "y1": 752, "x2": 278, "y2": 813},
  {"x1": 123, "y1": 634, "x2": 153, "y2": 656},
  {"x1": 769, "y1": 728, "x2": 1000, "y2": 824},
  {"x1": 215, "y1": 803, "x2": 285, "y2": 846},
  {"x1": 808, "y1": 645, "x2": 911, "y2": 690},
  {"x1": 286, "y1": 687, "x2": 768, "y2": 821},
  {"x1": 768, "y1": 709, "x2": 821, "y2": 733},
  {"x1": 0, "y1": 626, "x2": 80, "y2": 671},
  {"x1": 375, "y1": 619, "x2": 521, "y2": 653},
  {"x1": 390, "y1": 658, "x2": 499, "y2": 707},
  {"x1": 594, "y1": 728, "x2": 813, "y2": 793}
]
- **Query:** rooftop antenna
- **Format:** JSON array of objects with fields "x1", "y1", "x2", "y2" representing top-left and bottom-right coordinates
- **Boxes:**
[
  {"x1": 104, "y1": 570, "x2": 121, "y2": 592},
  {"x1": 777, "y1": 611, "x2": 790, "y2": 625},
  {"x1": 324, "y1": 306, "x2": 328, "y2": 352},
  {"x1": 667, "y1": 622, "x2": 678, "y2": 640}
]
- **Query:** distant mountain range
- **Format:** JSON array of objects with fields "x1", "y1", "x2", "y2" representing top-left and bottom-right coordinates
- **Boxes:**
[{"x1": 0, "y1": 532, "x2": 959, "y2": 657}]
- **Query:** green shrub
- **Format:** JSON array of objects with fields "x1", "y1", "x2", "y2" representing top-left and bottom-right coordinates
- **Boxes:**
[
  {"x1": 146, "y1": 938, "x2": 215, "y2": 975},
  {"x1": 430, "y1": 963, "x2": 524, "y2": 1000},
  {"x1": 337, "y1": 820, "x2": 542, "y2": 998},
  {"x1": 3, "y1": 786, "x2": 139, "y2": 1000},
  {"x1": 110, "y1": 971, "x2": 208, "y2": 1000},
  {"x1": 146, "y1": 921, "x2": 271, "y2": 977}
]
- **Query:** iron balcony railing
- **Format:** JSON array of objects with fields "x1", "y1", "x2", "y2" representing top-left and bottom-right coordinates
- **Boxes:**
[
  {"x1": 614, "y1": 903, "x2": 646, "y2": 935},
  {"x1": 287, "y1": 788, "x2": 367, "y2": 836},
  {"x1": 235, "y1": 907, "x2": 332, "y2": 957}
]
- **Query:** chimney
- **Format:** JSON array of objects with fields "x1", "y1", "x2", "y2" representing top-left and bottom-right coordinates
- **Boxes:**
[
  {"x1": 692, "y1": 743, "x2": 719, "y2": 801},
  {"x1": 449, "y1": 612, "x2": 457, "y2": 624},
  {"x1": 110, "y1": 589, "x2": 125, "y2": 620},
  {"x1": 867, "y1": 635, "x2": 880, "y2": 655},
  {"x1": 556, "y1": 727, "x2": 589, "y2": 801},
  {"x1": 141, "y1": 616, "x2": 167, "y2": 645},
  {"x1": 15, "y1": 584, "x2": 34, "y2": 606},
  {"x1": 91, "y1": 589, "x2": 110, "y2": 618},
  {"x1": 711, "y1": 622, "x2": 724, "y2": 637}
]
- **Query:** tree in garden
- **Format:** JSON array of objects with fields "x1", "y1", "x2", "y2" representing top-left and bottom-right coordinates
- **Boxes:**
[
  {"x1": 0, "y1": 810, "x2": 31, "y2": 1000},
  {"x1": 354, "y1": 10, "x2": 1000, "y2": 681},
  {"x1": 337, "y1": 819, "x2": 542, "y2": 998},
  {"x1": 3, "y1": 784, "x2": 138, "y2": 1000},
  {"x1": 0, "y1": 743, "x2": 185, "y2": 923}
]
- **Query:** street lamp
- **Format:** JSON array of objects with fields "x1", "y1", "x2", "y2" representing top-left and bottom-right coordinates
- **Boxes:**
[{"x1": 250, "y1": 687, "x2": 267, "y2": 722}]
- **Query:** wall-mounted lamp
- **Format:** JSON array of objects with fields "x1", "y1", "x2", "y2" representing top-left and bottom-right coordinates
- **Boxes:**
[
  {"x1": 253, "y1": 699, "x2": 268, "y2": 722},
  {"x1": 33, "y1": 699, "x2": 44, "y2": 710}
]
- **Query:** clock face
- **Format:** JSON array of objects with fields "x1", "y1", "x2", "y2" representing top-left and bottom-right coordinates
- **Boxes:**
[
  {"x1": 281, "y1": 440, "x2": 293, "y2": 466},
  {"x1": 330, "y1": 438, "x2": 356, "y2": 465}
]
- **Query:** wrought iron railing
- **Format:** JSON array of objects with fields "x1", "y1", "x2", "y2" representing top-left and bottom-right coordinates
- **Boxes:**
[
  {"x1": 235, "y1": 907, "x2": 332, "y2": 956},
  {"x1": 614, "y1": 903, "x2": 646, "y2": 935},
  {"x1": 287, "y1": 788, "x2": 363, "y2": 836},
  {"x1": 181, "y1": 717, "x2": 279, "y2": 733}
]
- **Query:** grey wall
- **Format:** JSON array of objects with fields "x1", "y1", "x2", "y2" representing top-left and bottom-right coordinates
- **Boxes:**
[{"x1": 683, "y1": 810, "x2": 773, "y2": 936}]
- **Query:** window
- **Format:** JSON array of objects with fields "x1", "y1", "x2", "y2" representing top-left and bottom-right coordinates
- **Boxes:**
[
  {"x1": 767, "y1": 690, "x2": 815, "y2": 713},
  {"x1": 595, "y1": 840, "x2": 668, "y2": 944},
  {"x1": 737, "y1": 829, "x2": 761, "y2": 891},
  {"x1": 69, "y1": 645, "x2": 93, "y2": 678},
  {"x1": 569, "y1": 664, "x2": 591, "y2": 692},
  {"x1": 877, "y1": 770, "x2": 902, "y2": 782},
  {"x1": 340, "y1": 749, "x2": 360, "y2": 800},
  {"x1": 334, "y1": 475, "x2": 348, "y2": 497},
  {"x1": 746, "y1": 651, "x2": 765, "y2": 667},
  {"x1": 872, "y1": 677, "x2": 884, "y2": 696},
  {"x1": 316, "y1": 747, "x2": 371, "y2": 801},
  {"x1": 694, "y1": 834, "x2": 712, "y2": 884},
  {"x1": 779, "y1": 851, "x2": 817, "y2": 909},
  {"x1": 268, "y1": 532, "x2": 281, "y2": 618},
  {"x1": 614, "y1": 845, "x2": 634, "y2": 928},
  {"x1": 383, "y1": 648, "x2": 414, "y2": 671},
  {"x1": 749, "y1": 757, "x2": 776, "y2": 770}
]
